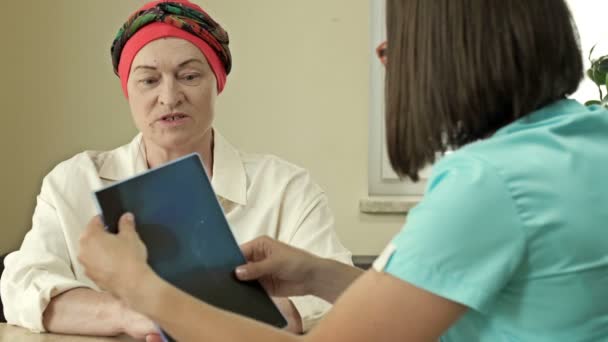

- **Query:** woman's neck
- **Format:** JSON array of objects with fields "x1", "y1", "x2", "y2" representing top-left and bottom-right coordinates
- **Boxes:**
[{"x1": 143, "y1": 131, "x2": 214, "y2": 178}]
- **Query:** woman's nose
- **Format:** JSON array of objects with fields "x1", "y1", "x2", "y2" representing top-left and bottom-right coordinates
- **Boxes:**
[{"x1": 158, "y1": 78, "x2": 183, "y2": 108}]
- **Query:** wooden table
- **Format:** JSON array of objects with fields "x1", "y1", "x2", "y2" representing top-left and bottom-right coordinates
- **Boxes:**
[{"x1": 0, "y1": 324, "x2": 136, "y2": 342}]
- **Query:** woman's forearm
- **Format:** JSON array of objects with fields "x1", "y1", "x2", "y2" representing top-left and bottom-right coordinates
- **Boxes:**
[
  {"x1": 310, "y1": 259, "x2": 364, "y2": 303},
  {"x1": 130, "y1": 261, "x2": 361, "y2": 341},
  {"x1": 42, "y1": 288, "x2": 123, "y2": 336},
  {"x1": 135, "y1": 269, "x2": 302, "y2": 342}
]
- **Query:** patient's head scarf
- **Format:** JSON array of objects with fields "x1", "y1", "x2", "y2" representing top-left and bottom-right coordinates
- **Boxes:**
[{"x1": 111, "y1": 0, "x2": 232, "y2": 97}]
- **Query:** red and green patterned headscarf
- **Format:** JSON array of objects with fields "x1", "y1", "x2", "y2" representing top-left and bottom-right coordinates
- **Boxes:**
[{"x1": 111, "y1": 0, "x2": 232, "y2": 97}]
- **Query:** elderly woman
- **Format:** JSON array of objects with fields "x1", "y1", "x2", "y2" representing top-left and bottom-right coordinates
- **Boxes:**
[{"x1": 0, "y1": 1, "x2": 351, "y2": 340}]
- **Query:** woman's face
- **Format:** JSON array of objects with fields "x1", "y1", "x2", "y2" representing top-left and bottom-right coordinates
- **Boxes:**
[{"x1": 127, "y1": 38, "x2": 217, "y2": 151}]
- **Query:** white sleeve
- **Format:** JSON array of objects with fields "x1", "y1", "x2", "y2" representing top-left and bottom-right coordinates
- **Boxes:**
[
  {"x1": 285, "y1": 189, "x2": 352, "y2": 332},
  {"x1": 0, "y1": 173, "x2": 92, "y2": 332}
]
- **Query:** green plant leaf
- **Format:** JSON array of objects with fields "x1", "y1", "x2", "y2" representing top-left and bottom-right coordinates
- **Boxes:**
[
  {"x1": 585, "y1": 100, "x2": 602, "y2": 106},
  {"x1": 589, "y1": 44, "x2": 597, "y2": 63},
  {"x1": 598, "y1": 56, "x2": 608, "y2": 73},
  {"x1": 588, "y1": 55, "x2": 608, "y2": 86},
  {"x1": 588, "y1": 67, "x2": 605, "y2": 86}
]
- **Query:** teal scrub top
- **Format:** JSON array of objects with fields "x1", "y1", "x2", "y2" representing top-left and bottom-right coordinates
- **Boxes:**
[{"x1": 379, "y1": 100, "x2": 608, "y2": 341}]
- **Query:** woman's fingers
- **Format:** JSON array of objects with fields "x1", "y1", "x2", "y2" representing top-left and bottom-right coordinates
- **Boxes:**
[
  {"x1": 118, "y1": 212, "x2": 137, "y2": 235},
  {"x1": 240, "y1": 235, "x2": 277, "y2": 262},
  {"x1": 235, "y1": 258, "x2": 275, "y2": 281}
]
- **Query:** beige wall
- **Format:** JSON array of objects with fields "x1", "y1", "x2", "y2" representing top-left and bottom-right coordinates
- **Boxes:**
[{"x1": 0, "y1": 1, "x2": 405, "y2": 256}]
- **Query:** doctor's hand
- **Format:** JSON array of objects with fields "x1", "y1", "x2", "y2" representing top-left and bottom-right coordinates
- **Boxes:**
[
  {"x1": 235, "y1": 236, "x2": 325, "y2": 298},
  {"x1": 78, "y1": 214, "x2": 151, "y2": 306},
  {"x1": 78, "y1": 214, "x2": 162, "y2": 341}
]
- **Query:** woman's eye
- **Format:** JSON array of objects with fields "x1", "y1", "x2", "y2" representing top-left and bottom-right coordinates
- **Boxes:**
[
  {"x1": 181, "y1": 74, "x2": 201, "y2": 82},
  {"x1": 140, "y1": 78, "x2": 158, "y2": 86}
]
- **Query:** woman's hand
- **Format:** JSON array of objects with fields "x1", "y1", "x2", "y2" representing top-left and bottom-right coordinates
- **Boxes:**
[
  {"x1": 235, "y1": 236, "x2": 325, "y2": 298},
  {"x1": 78, "y1": 213, "x2": 151, "y2": 307},
  {"x1": 237, "y1": 236, "x2": 363, "y2": 303},
  {"x1": 120, "y1": 304, "x2": 163, "y2": 342}
]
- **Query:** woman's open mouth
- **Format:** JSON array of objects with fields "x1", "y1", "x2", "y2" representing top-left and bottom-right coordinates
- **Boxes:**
[{"x1": 158, "y1": 113, "x2": 190, "y2": 126}]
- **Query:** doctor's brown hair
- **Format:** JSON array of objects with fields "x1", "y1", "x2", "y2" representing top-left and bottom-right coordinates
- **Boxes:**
[{"x1": 384, "y1": 0, "x2": 583, "y2": 180}]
